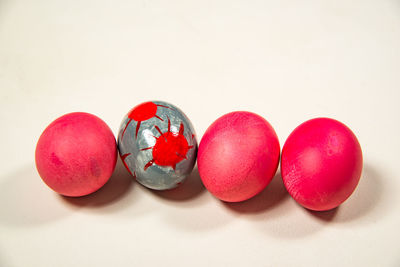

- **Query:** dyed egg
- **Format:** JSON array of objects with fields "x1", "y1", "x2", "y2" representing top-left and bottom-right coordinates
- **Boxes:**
[
  {"x1": 198, "y1": 111, "x2": 280, "y2": 202},
  {"x1": 117, "y1": 101, "x2": 197, "y2": 190},
  {"x1": 35, "y1": 112, "x2": 117, "y2": 197},
  {"x1": 281, "y1": 118, "x2": 363, "y2": 211}
]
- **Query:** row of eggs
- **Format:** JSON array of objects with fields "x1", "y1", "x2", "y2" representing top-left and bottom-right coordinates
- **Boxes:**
[{"x1": 35, "y1": 101, "x2": 362, "y2": 211}]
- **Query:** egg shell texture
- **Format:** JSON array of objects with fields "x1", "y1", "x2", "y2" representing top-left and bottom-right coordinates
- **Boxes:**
[
  {"x1": 35, "y1": 112, "x2": 117, "y2": 197},
  {"x1": 281, "y1": 118, "x2": 363, "y2": 211},
  {"x1": 198, "y1": 111, "x2": 280, "y2": 202}
]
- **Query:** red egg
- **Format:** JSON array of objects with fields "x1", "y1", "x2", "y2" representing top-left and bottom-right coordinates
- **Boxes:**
[
  {"x1": 281, "y1": 118, "x2": 363, "y2": 211},
  {"x1": 35, "y1": 112, "x2": 117, "y2": 197},
  {"x1": 198, "y1": 111, "x2": 280, "y2": 202}
]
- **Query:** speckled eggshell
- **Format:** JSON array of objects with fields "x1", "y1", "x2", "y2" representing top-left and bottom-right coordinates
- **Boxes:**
[
  {"x1": 117, "y1": 101, "x2": 197, "y2": 190},
  {"x1": 35, "y1": 112, "x2": 117, "y2": 197},
  {"x1": 198, "y1": 111, "x2": 280, "y2": 202},
  {"x1": 281, "y1": 118, "x2": 363, "y2": 211}
]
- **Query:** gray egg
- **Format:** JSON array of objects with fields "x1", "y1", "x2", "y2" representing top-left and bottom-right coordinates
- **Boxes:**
[{"x1": 117, "y1": 101, "x2": 197, "y2": 190}]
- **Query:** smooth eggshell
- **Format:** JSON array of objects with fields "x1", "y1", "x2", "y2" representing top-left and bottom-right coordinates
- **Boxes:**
[
  {"x1": 198, "y1": 111, "x2": 280, "y2": 202},
  {"x1": 281, "y1": 118, "x2": 363, "y2": 211},
  {"x1": 35, "y1": 112, "x2": 117, "y2": 197}
]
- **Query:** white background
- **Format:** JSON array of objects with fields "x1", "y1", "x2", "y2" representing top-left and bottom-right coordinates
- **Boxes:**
[{"x1": 1, "y1": 0, "x2": 400, "y2": 266}]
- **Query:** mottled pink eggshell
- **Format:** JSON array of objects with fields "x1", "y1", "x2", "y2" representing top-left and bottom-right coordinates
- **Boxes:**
[
  {"x1": 198, "y1": 111, "x2": 280, "y2": 202},
  {"x1": 35, "y1": 112, "x2": 117, "y2": 197},
  {"x1": 281, "y1": 118, "x2": 363, "y2": 211}
]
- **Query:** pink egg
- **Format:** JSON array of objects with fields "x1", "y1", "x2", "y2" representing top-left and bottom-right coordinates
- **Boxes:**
[
  {"x1": 281, "y1": 118, "x2": 363, "y2": 211},
  {"x1": 198, "y1": 111, "x2": 280, "y2": 202},
  {"x1": 35, "y1": 112, "x2": 117, "y2": 197}
]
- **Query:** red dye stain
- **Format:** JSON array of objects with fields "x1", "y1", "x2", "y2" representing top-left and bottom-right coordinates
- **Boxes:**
[
  {"x1": 121, "y1": 102, "x2": 169, "y2": 140},
  {"x1": 142, "y1": 118, "x2": 193, "y2": 171},
  {"x1": 90, "y1": 157, "x2": 101, "y2": 177},
  {"x1": 51, "y1": 152, "x2": 63, "y2": 166},
  {"x1": 121, "y1": 153, "x2": 136, "y2": 178}
]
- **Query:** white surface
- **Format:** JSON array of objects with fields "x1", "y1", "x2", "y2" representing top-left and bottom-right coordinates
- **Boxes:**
[{"x1": 1, "y1": 0, "x2": 400, "y2": 266}]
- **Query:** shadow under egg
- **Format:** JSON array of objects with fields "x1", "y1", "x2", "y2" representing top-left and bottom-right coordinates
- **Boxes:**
[{"x1": 149, "y1": 166, "x2": 206, "y2": 202}]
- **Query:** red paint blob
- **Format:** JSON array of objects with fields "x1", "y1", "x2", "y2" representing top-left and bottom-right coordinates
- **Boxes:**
[
  {"x1": 121, "y1": 101, "x2": 167, "y2": 139},
  {"x1": 281, "y1": 118, "x2": 363, "y2": 211},
  {"x1": 35, "y1": 112, "x2": 117, "y2": 197},
  {"x1": 198, "y1": 111, "x2": 280, "y2": 202},
  {"x1": 142, "y1": 119, "x2": 193, "y2": 171},
  {"x1": 128, "y1": 101, "x2": 158, "y2": 121}
]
